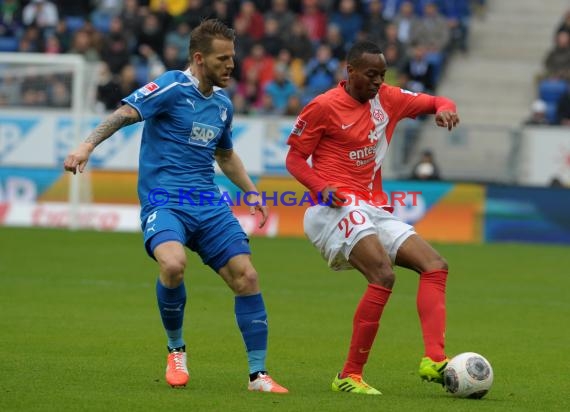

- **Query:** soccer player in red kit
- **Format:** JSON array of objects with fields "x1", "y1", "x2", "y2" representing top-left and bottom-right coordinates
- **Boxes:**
[{"x1": 286, "y1": 41, "x2": 460, "y2": 395}]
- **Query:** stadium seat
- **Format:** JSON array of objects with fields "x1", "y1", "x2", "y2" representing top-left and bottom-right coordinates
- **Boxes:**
[
  {"x1": 0, "y1": 36, "x2": 19, "y2": 52},
  {"x1": 65, "y1": 16, "x2": 86, "y2": 33},
  {"x1": 538, "y1": 78, "x2": 569, "y2": 104},
  {"x1": 91, "y1": 13, "x2": 112, "y2": 33}
]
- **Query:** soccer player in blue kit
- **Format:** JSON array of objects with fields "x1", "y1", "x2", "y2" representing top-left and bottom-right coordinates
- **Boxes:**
[{"x1": 63, "y1": 19, "x2": 288, "y2": 393}]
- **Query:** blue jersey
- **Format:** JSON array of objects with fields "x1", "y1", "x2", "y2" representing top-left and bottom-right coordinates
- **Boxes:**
[{"x1": 122, "y1": 70, "x2": 234, "y2": 220}]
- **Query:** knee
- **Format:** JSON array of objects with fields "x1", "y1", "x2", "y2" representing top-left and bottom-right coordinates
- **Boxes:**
[
  {"x1": 367, "y1": 264, "x2": 396, "y2": 289},
  {"x1": 423, "y1": 256, "x2": 448, "y2": 273},
  {"x1": 159, "y1": 256, "x2": 186, "y2": 286},
  {"x1": 232, "y1": 267, "x2": 259, "y2": 295}
]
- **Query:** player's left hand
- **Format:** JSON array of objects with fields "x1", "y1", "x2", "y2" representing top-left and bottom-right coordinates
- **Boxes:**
[
  {"x1": 435, "y1": 111, "x2": 460, "y2": 131},
  {"x1": 246, "y1": 193, "x2": 268, "y2": 228}
]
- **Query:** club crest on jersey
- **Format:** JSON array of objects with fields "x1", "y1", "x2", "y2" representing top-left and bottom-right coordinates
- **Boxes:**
[
  {"x1": 291, "y1": 117, "x2": 307, "y2": 136},
  {"x1": 373, "y1": 109, "x2": 385, "y2": 122},
  {"x1": 189, "y1": 122, "x2": 220, "y2": 146},
  {"x1": 139, "y1": 82, "x2": 160, "y2": 96},
  {"x1": 219, "y1": 106, "x2": 228, "y2": 122}
]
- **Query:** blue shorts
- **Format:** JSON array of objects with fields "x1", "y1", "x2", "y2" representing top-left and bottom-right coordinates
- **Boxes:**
[{"x1": 141, "y1": 206, "x2": 250, "y2": 272}]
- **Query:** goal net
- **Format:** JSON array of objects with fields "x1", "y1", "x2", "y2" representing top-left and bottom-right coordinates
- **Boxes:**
[{"x1": 0, "y1": 52, "x2": 97, "y2": 229}]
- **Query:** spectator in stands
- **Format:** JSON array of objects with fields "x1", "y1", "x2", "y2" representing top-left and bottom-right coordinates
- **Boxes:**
[
  {"x1": 0, "y1": 75, "x2": 21, "y2": 106},
  {"x1": 299, "y1": 0, "x2": 328, "y2": 43},
  {"x1": 265, "y1": 0, "x2": 296, "y2": 39},
  {"x1": 383, "y1": 43, "x2": 405, "y2": 85},
  {"x1": 283, "y1": 18, "x2": 315, "y2": 62},
  {"x1": 241, "y1": 42, "x2": 275, "y2": 87},
  {"x1": 524, "y1": 99, "x2": 550, "y2": 126},
  {"x1": 329, "y1": 0, "x2": 363, "y2": 46},
  {"x1": 234, "y1": 0, "x2": 265, "y2": 41},
  {"x1": 68, "y1": 29, "x2": 100, "y2": 62},
  {"x1": 0, "y1": 0, "x2": 22, "y2": 37},
  {"x1": 284, "y1": 93, "x2": 303, "y2": 116},
  {"x1": 260, "y1": 17, "x2": 284, "y2": 57},
  {"x1": 138, "y1": 43, "x2": 166, "y2": 80},
  {"x1": 361, "y1": 0, "x2": 388, "y2": 45},
  {"x1": 96, "y1": 62, "x2": 122, "y2": 111},
  {"x1": 275, "y1": 47, "x2": 306, "y2": 87},
  {"x1": 263, "y1": 63, "x2": 298, "y2": 114},
  {"x1": 119, "y1": 0, "x2": 143, "y2": 40},
  {"x1": 382, "y1": 22, "x2": 406, "y2": 63},
  {"x1": 556, "y1": 9, "x2": 570, "y2": 35},
  {"x1": 410, "y1": 2, "x2": 450, "y2": 55},
  {"x1": 232, "y1": 92, "x2": 250, "y2": 115},
  {"x1": 382, "y1": 0, "x2": 405, "y2": 21},
  {"x1": 101, "y1": 22, "x2": 131, "y2": 75},
  {"x1": 117, "y1": 63, "x2": 141, "y2": 98},
  {"x1": 442, "y1": 0, "x2": 471, "y2": 54},
  {"x1": 324, "y1": 24, "x2": 348, "y2": 61},
  {"x1": 148, "y1": 0, "x2": 188, "y2": 17},
  {"x1": 44, "y1": 33, "x2": 61, "y2": 53},
  {"x1": 238, "y1": 67, "x2": 264, "y2": 109},
  {"x1": 392, "y1": 1, "x2": 417, "y2": 45},
  {"x1": 165, "y1": 21, "x2": 191, "y2": 62},
  {"x1": 177, "y1": 0, "x2": 212, "y2": 29},
  {"x1": 556, "y1": 89, "x2": 570, "y2": 126},
  {"x1": 54, "y1": 19, "x2": 72, "y2": 52},
  {"x1": 136, "y1": 12, "x2": 167, "y2": 58},
  {"x1": 525, "y1": 99, "x2": 551, "y2": 125},
  {"x1": 162, "y1": 43, "x2": 186, "y2": 70},
  {"x1": 211, "y1": 0, "x2": 236, "y2": 27},
  {"x1": 22, "y1": 0, "x2": 59, "y2": 37},
  {"x1": 304, "y1": 43, "x2": 339, "y2": 99},
  {"x1": 49, "y1": 77, "x2": 71, "y2": 107},
  {"x1": 18, "y1": 25, "x2": 42, "y2": 52},
  {"x1": 544, "y1": 30, "x2": 570, "y2": 81},
  {"x1": 411, "y1": 149, "x2": 441, "y2": 180},
  {"x1": 401, "y1": 44, "x2": 436, "y2": 93}
]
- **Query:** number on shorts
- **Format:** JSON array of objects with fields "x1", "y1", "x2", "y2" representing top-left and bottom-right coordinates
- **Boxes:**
[{"x1": 337, "y1": 210, "x2": 366, "y2": 239}]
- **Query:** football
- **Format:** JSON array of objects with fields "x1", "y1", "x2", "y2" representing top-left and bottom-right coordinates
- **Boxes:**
[{"x1": 443, "y1": 352, "x2": 494, "y2": 399}]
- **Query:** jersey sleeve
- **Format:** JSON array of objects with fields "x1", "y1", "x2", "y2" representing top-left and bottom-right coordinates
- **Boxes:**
[
  {"x1": 286, "y1": 98, "x2": 328, "y2": 156},
  {"x1": 217, "y1": 103, "x2": 233, "y2": 150},
  {"x1": 121, "y1": 72, "x2": 176, "y2": 120},
  {"x1": 383, "y1": 85, "x2": 455, "y2": 121}
]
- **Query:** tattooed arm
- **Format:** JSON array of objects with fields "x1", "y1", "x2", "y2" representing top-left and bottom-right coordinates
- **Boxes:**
[{"x1": 64, "y1": 105, "x2": 140, "y2": 174}]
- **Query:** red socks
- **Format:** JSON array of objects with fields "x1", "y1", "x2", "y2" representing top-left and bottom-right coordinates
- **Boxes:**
[
  {"x1": 341, "y1": 284, "x2": 392, "y2": 377},
  {"x1": 417, "y1": 269, "x2": 448, "y2": 362}
]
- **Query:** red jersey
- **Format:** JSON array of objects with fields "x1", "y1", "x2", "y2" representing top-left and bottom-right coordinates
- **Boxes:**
[{"x1": 287, "y1": 81, "x2": 455, "y2": 197}]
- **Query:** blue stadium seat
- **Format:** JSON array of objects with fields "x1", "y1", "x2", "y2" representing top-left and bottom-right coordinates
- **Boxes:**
[
  {"x1": 91, "y1": 13, "x2": 112, "y2": 33},
  {"x1": 0, "y1": 36, "x2": 19, "y2": 52},
  {"x1": 65, "y1": 16, "x2": 86, "y2": 33},
  {"x1": 538, "y1": 78, "x2": 569, "y2": 104}
]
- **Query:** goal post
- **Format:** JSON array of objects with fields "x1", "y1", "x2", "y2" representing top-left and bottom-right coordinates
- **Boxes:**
[{"x1": 0, "y1": 52, "x2": 93, "y2": 229}]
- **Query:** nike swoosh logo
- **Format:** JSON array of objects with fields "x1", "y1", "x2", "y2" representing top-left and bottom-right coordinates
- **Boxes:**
[
  {"x1": 358, "y1": 348, "x2": 370, "y2": 353},
  {"x1": 341, "y1": 123, "x2": 355, "y2": 129}
]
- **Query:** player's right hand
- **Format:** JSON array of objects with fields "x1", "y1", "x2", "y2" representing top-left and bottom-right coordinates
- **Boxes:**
[
  {"x1": 322, "y1": 186, "x2": 347, "y2": 208},
  {"x1": 63, "y1": 142, "x2": 94, "y2": 174}
]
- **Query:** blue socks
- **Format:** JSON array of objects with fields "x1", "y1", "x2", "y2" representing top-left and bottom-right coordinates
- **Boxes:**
[
  {"x1": 235, "y1": 293, "x2": 268, "y2": 374},
  {"x1": 156, "y1": 279, "x2": 186, "y2": 349}
]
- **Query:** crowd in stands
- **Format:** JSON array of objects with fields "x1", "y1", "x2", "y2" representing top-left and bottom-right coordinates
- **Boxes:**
[
  {"x1": 0, "y1": 0, "x2": 480, "y2": 115},
  {"x1": 527, "y1": 8, "x2": 570, "y2": 126}
]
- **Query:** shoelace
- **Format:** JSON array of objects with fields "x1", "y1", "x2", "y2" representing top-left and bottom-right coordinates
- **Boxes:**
[{"x1": 171, "y1": 353, "x2": 186, "y2": 371}]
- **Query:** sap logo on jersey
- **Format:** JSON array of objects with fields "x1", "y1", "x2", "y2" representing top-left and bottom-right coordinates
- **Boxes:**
[{"x1": 189, "y1": 122, "x2": 220, "y2": 145}]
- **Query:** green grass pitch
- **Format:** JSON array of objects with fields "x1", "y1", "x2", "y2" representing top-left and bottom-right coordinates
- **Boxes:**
[{"x1": 1, "y1": 227, "x2": 569, "y2": 411}]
